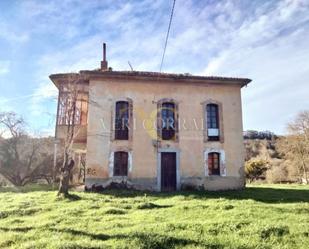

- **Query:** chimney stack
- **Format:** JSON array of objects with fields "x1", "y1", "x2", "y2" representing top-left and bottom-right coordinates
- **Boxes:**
[{"x1": 101, "y1": 43, "x2": 108, "y2": 71}]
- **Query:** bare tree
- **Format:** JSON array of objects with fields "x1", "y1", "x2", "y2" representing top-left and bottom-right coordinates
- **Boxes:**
[
  {"x1": 57, "y1": 75, "x2": 82, "y2": 196},
  {"x1": 277, "y1": 111, "x2": 309, "y2": 184},
  {"x1": 0, "y1": 112, "x2": 56, "y2": 186},
  {"x1": 55, "y1": 73, "x2": 109, "y2": 196}
]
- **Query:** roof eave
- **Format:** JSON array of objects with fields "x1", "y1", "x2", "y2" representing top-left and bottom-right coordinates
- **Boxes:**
[
  {"x1": 49, "y1": 73, "x2": 81, "y2": 89},
  {"x1": 80, "y1": 70, "x2": 251, "y2": 86},
  {"x1": 49, "y1": 71, "x2": 252, "y2": 88}
]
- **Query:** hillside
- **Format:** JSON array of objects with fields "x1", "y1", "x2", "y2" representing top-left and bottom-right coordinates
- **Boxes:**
[{"x1": 244, "y1": 137, "x2": 296, "y2": 183}]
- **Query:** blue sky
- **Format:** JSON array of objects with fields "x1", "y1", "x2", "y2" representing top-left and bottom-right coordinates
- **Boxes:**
[{"x1": 0, "y1": 0, "x2": 308, "y2": 135}]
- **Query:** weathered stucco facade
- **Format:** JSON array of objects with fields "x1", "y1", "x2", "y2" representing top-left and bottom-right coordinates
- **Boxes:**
[{"x1": 50, "y1": 59, "x2": 251, "y2": 191}]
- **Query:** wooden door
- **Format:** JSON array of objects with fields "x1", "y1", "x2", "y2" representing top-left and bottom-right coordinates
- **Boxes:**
[
  {"x1": 114, "y1": 152, "x2": 128, "y2": 176},
  {"x1": 161, "y1": 152, "x2": 177, "y2": 191}
]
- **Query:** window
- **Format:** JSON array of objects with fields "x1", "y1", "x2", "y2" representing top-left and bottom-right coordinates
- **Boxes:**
[
  {"x1": 206, "y1": 104, "x2": 219, "y2": 141},
  {"x1": 208, "y1": 152, "x2": 220, "y2": 175},
  {"x1": 75, "y1": 94, "x2": 88, "y2": 125},
  {"x1": 115, "y1": 101, "x2": 129, "y2": 140},
  {"x1": 113, "y1": 151, "x2": 128, "y2": 176},
  {"x1": 161, "y1": 102, "x2": 176, "y2": 140},
  {"x1": 57, "y1": 92, "x2": 88, "y2": 125}
]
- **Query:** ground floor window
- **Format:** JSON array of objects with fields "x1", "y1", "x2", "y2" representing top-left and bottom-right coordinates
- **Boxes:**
[
  {"x1": 208, "y1": 152, "x2": 220, "y2": 175},
  {"x1": 113, "y1": 151, "x2": 128, "y2": 176}
]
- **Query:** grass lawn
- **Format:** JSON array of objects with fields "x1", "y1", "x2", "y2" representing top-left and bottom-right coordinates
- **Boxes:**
[{"x1": 0, "y1": 184, "x2": 308, "y2": 249}]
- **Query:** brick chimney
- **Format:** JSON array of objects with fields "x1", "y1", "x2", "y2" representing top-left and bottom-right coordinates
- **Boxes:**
[{"x1": 101, "y1": 43, "x2": 108, "y2": 71}]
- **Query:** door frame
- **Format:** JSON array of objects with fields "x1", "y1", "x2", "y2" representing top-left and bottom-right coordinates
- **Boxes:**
[{"x1": 157, "y1": 148, "x2": 180, "y2": 191}]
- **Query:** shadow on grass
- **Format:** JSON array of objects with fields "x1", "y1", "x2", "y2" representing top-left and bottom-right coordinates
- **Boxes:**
[
  {"x1": 1, "y1": 184, "x2": 308, "y2": 204},
  {"x1": 49, "y1": 228, "x2": 202, "y2": 249},
  {"x1": 49, "y1": 228, "x2": 110, "y2": 240},
  {"x1": 0, "y1": 226, "x2": 33, "y2": 232},
  {"x1": 0, "y1": 184, "x2": 57, "y2": 193},
  {"x1": 0, "y1": 226, "x2": 225, "y2": 248},
  {"x1": 136, "y1": 202, "x2": 173, "y2": 210},
  {"x1": 56, "y1": 193, "x2": 82, "y2": 201},
  {"x1": 96, "y1": 186, "x2": 309, "y2": 204}
]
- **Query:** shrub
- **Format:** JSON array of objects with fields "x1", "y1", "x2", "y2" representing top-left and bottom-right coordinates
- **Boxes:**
[
  {"x1": 266, "y1": 160, "x2": 288, "y2": 183},
  {"x1": 245, "y1": 158, "x2": 268, "y2": 182},
  {"x1": 260, "y1": 226, "x2": 289, "y2": 239},
  {"x1": 104, "y1": 208, "x2": 126, "y2": 215}
]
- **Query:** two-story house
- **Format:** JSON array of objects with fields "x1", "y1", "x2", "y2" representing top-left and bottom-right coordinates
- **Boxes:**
[{"x1": 50, "y1": 44, "x2": 251, "y2": 191}]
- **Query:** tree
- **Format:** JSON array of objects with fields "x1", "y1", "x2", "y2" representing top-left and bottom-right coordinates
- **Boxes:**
[
  {"x1": 265, "y1": 159, "x2": 287, "y2": 183},
  {"x1": 0, "y1": 112, "x2": 57, "y2": 186},
  {"x1": 277, "y1": 111, "x2": 309, "y2": 184},
  {"x1": 245, "y1": 158, "x2": 268, "y2": 182},
  {"x1": 57, "y1": 74, "x2": 82, "y2": 196}
]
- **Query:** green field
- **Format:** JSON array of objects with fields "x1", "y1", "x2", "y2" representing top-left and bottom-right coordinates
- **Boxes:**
[{"x1": 0, "y1": 184, "x2": 308, "y2": 249}]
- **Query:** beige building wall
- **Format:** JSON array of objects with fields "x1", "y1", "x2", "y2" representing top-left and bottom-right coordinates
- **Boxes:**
[{"x1": 85, "y1": 78, "x2": 245, "y2": 191}]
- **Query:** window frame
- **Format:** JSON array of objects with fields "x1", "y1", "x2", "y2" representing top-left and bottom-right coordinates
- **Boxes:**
[
  {"x1": 161, "y1": 102, "x2": 176, "y2": 140},
  {"x1": 206, "y1": 103, "x2": 219, "y2": 141},
  {"x1": 157, "y1": 99, "x2": 179, "y2": 142},
  {"x1": 204, "y1": 149, "x2": 226, "y2": 176},
  {"x1": 114, "y1": 101, "x2": 129, "y2": 140},
  {"x1": 208, "y1": 152, "x2": 220, "y2": 176},
  {"x1": 202, "y1": 100, "x2": 224, "y2": 143},
  {"x1": 207, "y1": 104, "x2": 219, "y2": 129},
  {"x1": 112, "y1": 99, "x2": 133, "y2": 141}
]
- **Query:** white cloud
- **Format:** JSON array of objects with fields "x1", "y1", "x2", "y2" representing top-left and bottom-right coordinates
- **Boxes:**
[
  {"x1": 203, "y1": 0, "x2": 309, "y2": 134},
  {"x1": 105, "y1": 3, "x2": 133, "y2": 24},
  {"x1": 3, "y1": 0, "x2": 307, "y2": 135},
  {"x1": 30, "y1": 82, "x2": 58, "y2": 116},
  {"x1": 0, "y1": 61, "x2": 10, "y2": 75},
  {"x1": 0, "y1": 22, "x2": 29, "y2": 43},
  {"x1": 33, "y1": 83, "x2": 58, "y2": 99}
]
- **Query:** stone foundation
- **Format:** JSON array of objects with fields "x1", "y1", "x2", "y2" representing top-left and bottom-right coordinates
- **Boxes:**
[
  {"x1": 85, "y1": 177, "x2": 157, "y2": 191},
  {"x1": 86, "y1": 176, "x2": 245, "y2": 192},
  {"x1": 204, "y1": 176, "x2": 245, "y2": 191},
  {"x1": 180, "y1": 177, "x2": 204, "y2": 190}
]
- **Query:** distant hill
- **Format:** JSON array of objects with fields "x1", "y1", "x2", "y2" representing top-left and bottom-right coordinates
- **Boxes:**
[
  {"x1": 244, "y1": 137, "x2": 280, "y2": 162},
  {"x1": 243, "y1": 130, "x2": 277, "y2": 140}
]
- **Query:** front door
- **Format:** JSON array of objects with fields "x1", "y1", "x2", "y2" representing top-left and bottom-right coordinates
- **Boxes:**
[{"x1": 161, "y1": 152, "x2": 177, "y2": 191}]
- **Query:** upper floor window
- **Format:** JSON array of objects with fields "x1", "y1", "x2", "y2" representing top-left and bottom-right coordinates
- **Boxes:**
[
  {"x1": 208, "y1": 152, "x2": 220, "y2": 175},
  {"x1": 206, "y1": 103, "x2": 219, "y2": 141},
  {"x1": 115, "y1": 101, "x2": 129, "y2": 140},
  {"x1": 160, "y1": 102, "x2": 176, "y2": 140},
  {"x1": 113, "y1": 151, "x2": 128, "y2": 176},
  {"x1": 57, "y1": 92, "x2": 88, "y2": 125}
]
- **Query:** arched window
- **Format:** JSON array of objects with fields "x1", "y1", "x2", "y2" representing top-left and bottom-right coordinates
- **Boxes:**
[
  {"x1": 208, "y1": 152, "x2": 220, "y2": 175},
  {"x1": 113, "y1": 151, "x2": 128, "y2": 176},
  {"x1": 115, "y1": 101, "x2": 129, "y2": 140},
  {"x1": 160, "y1": 102, "x2": 176, "y2": 140},
  {"x1": 206, "y1": 103, "x2": 219, "y2": 141}
]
